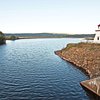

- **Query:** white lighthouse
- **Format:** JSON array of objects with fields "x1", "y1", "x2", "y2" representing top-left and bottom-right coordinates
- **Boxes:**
[{"x1": 94, "y1": 24, "x2": 100, "y2": 43}]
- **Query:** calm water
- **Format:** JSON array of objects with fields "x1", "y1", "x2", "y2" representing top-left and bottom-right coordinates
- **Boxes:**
[{"x1": 0, "y1": 38, "x2": 89, "y2": 100}]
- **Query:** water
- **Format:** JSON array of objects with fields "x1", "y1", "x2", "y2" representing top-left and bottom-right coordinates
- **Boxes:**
[{"x1": 0, "y1": 38, "x2": 89, "y2": 100}]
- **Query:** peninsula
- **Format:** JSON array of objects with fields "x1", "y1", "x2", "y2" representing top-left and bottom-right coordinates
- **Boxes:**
[{"x1": 55, "y1": 42, "x2": 100, "y2": 79}]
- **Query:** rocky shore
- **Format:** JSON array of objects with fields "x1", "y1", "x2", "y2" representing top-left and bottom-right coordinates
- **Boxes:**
[{"x1": 55, "y1": 42, "x2": 100, "y2": 79}]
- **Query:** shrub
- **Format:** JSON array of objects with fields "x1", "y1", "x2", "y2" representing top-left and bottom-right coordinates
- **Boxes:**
[
  {"x1": 0, "y1": 31, "x2": 6, "y2": 45},
  {"x1": 10, "y1": 35, "x2": 18, "y2": 40}
]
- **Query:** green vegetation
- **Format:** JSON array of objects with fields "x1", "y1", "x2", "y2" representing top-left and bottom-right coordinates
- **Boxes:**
[
  {"x1": 5, "y1": 33, "x2": 95, "y2": 39},
  {"x1": 10, "y1": 35, "x2": 18, "y2": 40},
  {"x1": 0, "y1": 31, "x2": 6, "y2": 45},
  {"x1": 62, "y1": 42, "x2": 100, "y2": 51},
  {"x1": 5, "y1": 35, "x2": 18, "y2": 40}
]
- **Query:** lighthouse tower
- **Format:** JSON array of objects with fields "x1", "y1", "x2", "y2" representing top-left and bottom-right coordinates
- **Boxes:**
[{"x1": 94, "y1": 24, "x2": 100, "y2": 43}]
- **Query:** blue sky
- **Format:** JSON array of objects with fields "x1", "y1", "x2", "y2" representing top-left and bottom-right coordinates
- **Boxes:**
[{"x1": 0, "y1": 0, "x2": 100, "y2": 34}]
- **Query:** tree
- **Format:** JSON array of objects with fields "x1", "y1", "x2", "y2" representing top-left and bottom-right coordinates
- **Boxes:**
[{"x1": 0, "y1": 31, "x2": 6, "y2": 45}]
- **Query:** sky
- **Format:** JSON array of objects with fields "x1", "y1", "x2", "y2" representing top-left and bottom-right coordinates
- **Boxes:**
[{"x1": 0, "y1": 0, "x2": 100, "y2": 34}]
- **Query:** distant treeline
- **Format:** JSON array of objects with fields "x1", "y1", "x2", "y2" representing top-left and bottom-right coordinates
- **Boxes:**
[{"x1": 5, "y1": 33, "x2": 95, "y2": 39}]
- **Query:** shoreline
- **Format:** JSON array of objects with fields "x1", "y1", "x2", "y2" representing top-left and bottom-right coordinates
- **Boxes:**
[
  {"x1": 54, "y1": 43, "x2": 100, "y2": 79},
  {"x1": 55, "y1": 51, "x2": 90, "y2": 78},
  {"x1": 5, "y1": 36, "x2": 86, "y2": 40},
  {"x1": 54, "y1": 42, "x2": 100, "y2": 97}
]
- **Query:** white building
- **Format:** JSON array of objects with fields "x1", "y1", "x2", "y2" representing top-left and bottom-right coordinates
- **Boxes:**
[{"x1": 94, "y1": 24, "x2": 100, "y2": 43}]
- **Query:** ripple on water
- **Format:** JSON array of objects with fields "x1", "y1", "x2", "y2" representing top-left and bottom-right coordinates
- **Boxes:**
[{"x1": 0, "y1": 39, "x2": 89, "y2": 100}]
